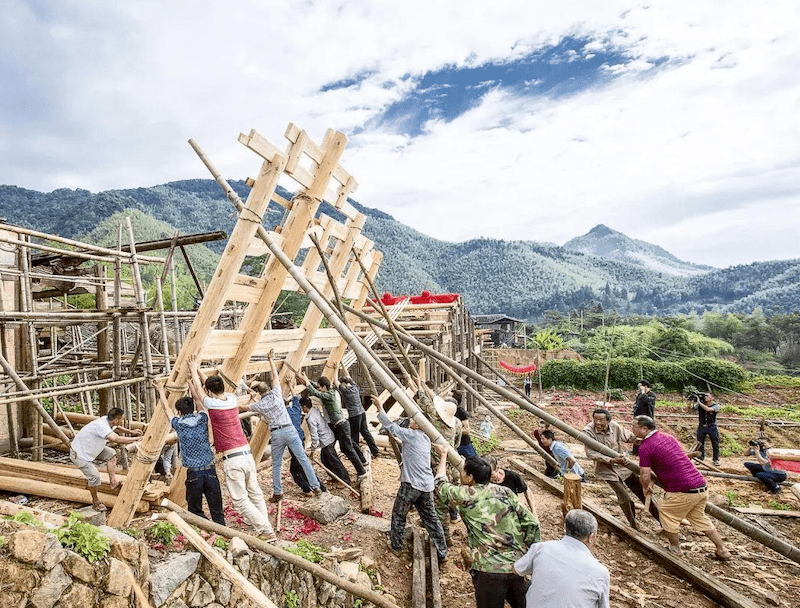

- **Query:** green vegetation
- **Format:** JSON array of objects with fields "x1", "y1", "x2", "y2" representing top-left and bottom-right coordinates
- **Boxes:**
[
  {"x1": 284, "y1": 590, "x2": 299, "y2": 608},
  {"x1": 721, "y1": 404, "x2": 800, "y2": 422},
  {"x1": 0, "y1": 536, "x2": 5, "y2": 548},
  {"x1": 213, "y1": 536, "x2": 229, "y2": 549},
  {"x1": 472, "y1": 433, "x2": 501, "y2": 455},
  {"x1": 768, "y1": 499, "x2": 792, "y2": 511},
  {"x1": 9, "y1": 512, "x2": 43, "y2": 527},
  {"x1": 719, "y1": 431, "x2": 745, "y2": 457},
  {"x1": 724, "y1": 490, "x2": 745, "y2": 507},
  {"x1": 606, "y1": 388, "x2": 624, "y2": 401},
  {"x1": 285, "y1": 539, "x2": 324, "y2": 563},
  {"x1": 55, "y1": 512, "x2": 111, "y2": 563},
  {"x1": 122, "y1": 527, "x2": 142, "y2": 539},
  {"x1": 148, "y1": 521, "x2": 179, "y2": 544}
]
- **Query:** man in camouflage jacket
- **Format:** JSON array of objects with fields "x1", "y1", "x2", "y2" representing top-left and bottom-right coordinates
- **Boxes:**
[{"x1": 433, "y1": 444, "x2": 539, "y2": 608}]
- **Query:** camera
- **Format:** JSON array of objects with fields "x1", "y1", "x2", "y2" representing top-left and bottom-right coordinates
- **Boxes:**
[{"x1": 685, "y1": 391, "x2": 707, "y2": 402}]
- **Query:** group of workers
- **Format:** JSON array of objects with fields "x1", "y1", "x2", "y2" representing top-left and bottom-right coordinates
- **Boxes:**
[{"x1": 68, "y1": 365, "x2": 790, "y2": 608}]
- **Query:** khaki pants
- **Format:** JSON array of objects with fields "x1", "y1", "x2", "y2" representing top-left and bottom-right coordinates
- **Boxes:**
[
  {"x1": 223, "y1": 454, "x2": 273, "y2": 535},
  {"x1": 659, "y1": 490, "x2": 713, "y2": 534},
  {"x1": 70, "y1": 447, "x2": 115, "y2": 488}
]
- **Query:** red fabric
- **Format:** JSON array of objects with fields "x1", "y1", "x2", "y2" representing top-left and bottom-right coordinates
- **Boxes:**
[
  {"x1": 373, "y1": 291, "x2": 460, "y2": 306},
  {"x1": 772, "y1": 459, "x2": 800, "y2": 474},
  {"x1": 499, "y1": 360, "x2": 537, "y2": 374}
]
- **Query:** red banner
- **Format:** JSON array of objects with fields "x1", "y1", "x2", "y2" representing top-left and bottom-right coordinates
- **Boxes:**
[
  {"x1": 499, "y1": 360, "x2": 537, "y2": 374},
  {"x1": 372, "y1": 290, "x2": 460, "y2": 306}
]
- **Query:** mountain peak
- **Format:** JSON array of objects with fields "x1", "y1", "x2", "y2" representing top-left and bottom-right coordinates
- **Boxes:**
[{"x1": 563, "y1": 225, "x2": 714, "y2": 277}]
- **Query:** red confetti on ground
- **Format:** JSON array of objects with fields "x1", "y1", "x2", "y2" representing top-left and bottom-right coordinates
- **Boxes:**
[
  {"x1": 368, "y1": 509, "x2": 384, "y2": 518},
  {"x1": 280, "y1": 504, "x2": 321, "y2": 541},
  {"x1": 223, "y1": 501, "x2": 246, "y2": 527}
]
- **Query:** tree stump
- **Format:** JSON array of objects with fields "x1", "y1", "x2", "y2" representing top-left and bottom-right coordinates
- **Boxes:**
[
  {"x1": 359, "y1": 475, "x2": 374, "y2": 514},
  {"x1": 562, "y1": 473, "x2": 582, "y2": 515}
]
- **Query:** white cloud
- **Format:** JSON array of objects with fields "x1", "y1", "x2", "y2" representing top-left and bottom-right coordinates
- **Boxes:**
[{"x1": 0, "y1": 0, "x2": 798, "y2": 269}]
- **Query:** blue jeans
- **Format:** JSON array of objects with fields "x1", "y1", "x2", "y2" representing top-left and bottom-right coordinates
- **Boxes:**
[
  {"x1": 458, "y1": 442, "x2": 478, "y2": 459},
  {"x1": 270, "y1": 426, "x2": 320, "y2": 494},
  {"x1": 744, "y1": 462, "x2": 786, "y2": 492},
  {"x1": 186, "y1": 467, "x2": 225, "y2": 526},
  {"x1": 697, "y1": 425, "x2": 720, "y2": 461}
]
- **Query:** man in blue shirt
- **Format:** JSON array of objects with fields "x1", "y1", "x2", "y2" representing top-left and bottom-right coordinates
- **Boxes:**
[
  {"x1": 154, "y1": 378, "x2": 225, "y2": 525},
  {"x1": 540, "y1": 430, "x2": 586, "y2": 481}
]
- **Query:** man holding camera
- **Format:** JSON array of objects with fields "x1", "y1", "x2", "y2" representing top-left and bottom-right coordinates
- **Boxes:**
[{"x1": 688, "y1": 392, "x2": 721, "y2": 467}]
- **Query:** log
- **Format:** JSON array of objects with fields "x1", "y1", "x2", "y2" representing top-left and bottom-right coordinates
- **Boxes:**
[
  {"x1": 510, "y1": 459, "x2": 761, "y2": 608},
  {"x1": 165, "y1": 512, "x2": 280, "y2": 608},
  {"x1": 359, "y1": 473, "x2": 374, "y2": 514},
  {"x1": 345, "y1": 306, "x2": 800, "y2": 565},
  {"x1": 791, "y1": 483, "x2": 800, "y2": 503},
  {"x1": 0, "y1": 475, "x2": 149, "y2": 513},
  {"x1": 562, "y1": 472, "x2": 582, "y2": 515},
  {"x1": 0, "y1": 498, "x2": 68, "y2": 528},
  {"x1": 732, "y1": 507, "x2": 800, "y2": 518},
  {"x1": 411, "y1": 527, "x2": 426, "y2": 608},
  {"x1": 161, "y1": 499, "x2": 401, "y2": 608},
  {"x1": 429, "y1": 538, "x2": 442, "y2": 608}
]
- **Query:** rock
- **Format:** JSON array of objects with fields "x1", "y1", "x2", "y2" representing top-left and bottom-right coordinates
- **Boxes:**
[
  {"x1": 233, "y1": 554, "x2": 250, "y2": 579},
  {"x1": 30, "y1": 564, "x2": 71, "y2": 608},
  {"x1": 74, "y1": 505, "x2": 107, "y2": 527},
  {"x1": 188, "y1": 578, "x2": 214, "y2": 607},
  {"x1": 296, "y1": 493, "x2": 349, "y2": 524},
  {"x1": 763, "y1": 591, "x2": 780, "y2": 606},
  {"x1": 149, "y1": 552, "x2": 200, "y2": 607},
  {"x1": 355, "y1": 571, "x2": 372, "y2": 589},
  {"x1": 60, "y1": 581, "x2": 97, "y2": 608},
  {"x1": 360, "y1": 556, "x2": 376, "y2": 570},
  {"x1": 104, "y1": 558, "x2": 132, "y2": 596},
  {"x1": 707, "y1": 493, "x2": 728, "y2": 508},
  {"x1": 166, "y1": 601, "x2": 189, "y2": 608},
  {"x1": 10, "y1": 528, "x2": 47, "y2": 564},
  {"x1": 349, "y1": 512, "x2": 391, "y2": 534},
  {"x1": 40, "y1": 533, "x2": 67, "y2": 570},
  {"x1": 215, "y1": 578, "x2": 232, "y2": 605},
  {"x1": 62, "y1": 551, "x2": 103, "y2": 585},
  {"x1": 229, "y1": 536, "x2": 249, "y2": 558},
  {"x1": 0, "y1": 560, "x2": 40, "y2": 593},
  {"x1": 100, "y1": 597, "x2": 129, "y2": 608},
  {"x1": 338, "y1": 561, "x2": 360, "y2": 582}
]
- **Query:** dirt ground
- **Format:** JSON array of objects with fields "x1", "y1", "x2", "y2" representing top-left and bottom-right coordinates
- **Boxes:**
[{"x1": 3, "y1": 386, "x2": 800, "y2": 608}]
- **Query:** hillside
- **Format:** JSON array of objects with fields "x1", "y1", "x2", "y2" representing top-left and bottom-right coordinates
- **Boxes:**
[{"x1": 2, "y1": 181, "x2": 799, "y2": 321}]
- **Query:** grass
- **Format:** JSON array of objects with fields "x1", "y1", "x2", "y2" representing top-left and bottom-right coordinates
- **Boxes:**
[
  {"x1": 768, "y1": 499, "x2": 793, "y2": 511},
  {"x1": 724, "y1": 490, "x2": 745, "y2": 507},
  {"x1": 721, "y1": 404, "x2": 800, "y2": 422}
]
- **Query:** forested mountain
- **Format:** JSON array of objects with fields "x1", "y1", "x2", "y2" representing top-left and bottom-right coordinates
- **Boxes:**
[{"x1": 1, "y1": 181, "x2": 798, "y2": 321}]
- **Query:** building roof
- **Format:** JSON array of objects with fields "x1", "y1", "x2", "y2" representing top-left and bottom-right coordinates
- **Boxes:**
[{"x1": 472, "y1": 314, "x2": 525, "y2": 325}]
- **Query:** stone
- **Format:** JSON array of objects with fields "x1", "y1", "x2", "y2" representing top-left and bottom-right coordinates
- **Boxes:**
[
  {"x1": 188, "y1": 578, "x2": 215, "y2": 607},
  {"x1": 100, "y1": 597, "x2": 129, "y2": 608},
  {"x1": 228, "y1": 536, "x2": 249, "y2": 558},
  {"x1": 295, "y1": 493, "x2": 349, "y2": 524},
  {"x1": 338, "y1": 561, "x2": 360, "y2": 582},
  {"x1": 60, "y1": 582, "x2": 97, "y2": 608},
  {"x1": 166, "y1": 601, "x2": 189, "y2": 608},
  {"x1": 150, "y1": 552, "x2": 200, "y2": 607},
  {"x1": 707, "y1": 493, "x2": 728, "y2": 508},
  {"x1": 40, "y1": 533, "x2": 67, "y2": 570},
  {"x1": 104, "y1": 558, "x2": 132, "y2": 596},
  {"x1": 62, "y1": 551, "x2": 103, "y2": 585},
  {"x1": 30, "y1": 564, "x2": 71, "y2": 608},
  {"x1": 215, "y1": 578, "x2": 232, "y2": 605},
  {"x1": 349, "y1": 512, "x2": 391, "y2": 534},
  {"x1": 0, "y1": 592, "x2": 27, "y2": 608},
  {"x1": 101, "y1": 525, "x2": 142, "y2": 563},
  {"x1": 10, "y1": 528, "x2": 47, "y2": 564},
  {"x1": 360, "y1": 555, "x2": 376, "y2": 570},
  {"x1": 0, "y1": 560, "x2": 40, "y2": 594},
  {"x1": 233, "y1": 554, "x2": 250, "y2": 579},
  {"x1": 355, "y1": 571, "x2": 372, "y2": 589},
  {"x1": 74, "y1": 505, "x2": 107, "y2": 527}
]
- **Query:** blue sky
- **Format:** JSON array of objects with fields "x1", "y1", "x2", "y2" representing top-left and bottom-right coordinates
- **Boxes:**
[{"x1": 0, "y1": 1, "x2": 798, "y2": 268}]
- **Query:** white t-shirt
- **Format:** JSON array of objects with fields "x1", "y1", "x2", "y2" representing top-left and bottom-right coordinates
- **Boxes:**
[{"x1": 71, "y1": 417, "x2": 114, "y2": 461}]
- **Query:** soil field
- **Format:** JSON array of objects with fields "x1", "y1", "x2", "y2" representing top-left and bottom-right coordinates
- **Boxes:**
[{"x1": 2, "y1": 386, "x2": 799, "y2": 608}]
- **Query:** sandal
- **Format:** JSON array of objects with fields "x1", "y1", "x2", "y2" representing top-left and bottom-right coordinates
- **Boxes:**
[
  {"x1": 666, "y1": 544, "x2": 683, "y2": 557},
  {"x1": 713, "y1": 551, "x2": 732, "y2": 562},
  {"x1": 93, "y1": 502, "x2": 107, "y2": 512}
]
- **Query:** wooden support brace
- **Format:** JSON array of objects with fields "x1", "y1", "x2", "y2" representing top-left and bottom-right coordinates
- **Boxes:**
[{"x1": 411, "y1": 527, "x2": 426, "y2": 608}]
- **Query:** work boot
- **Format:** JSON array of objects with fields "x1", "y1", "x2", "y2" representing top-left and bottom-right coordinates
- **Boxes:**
[{"x1": 621, "y1": 501, "x2": 638, "y2": 530}]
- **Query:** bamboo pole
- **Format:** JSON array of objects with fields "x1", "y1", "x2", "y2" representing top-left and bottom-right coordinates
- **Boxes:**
[
  {"x1": 155, "y1": 277, "x2": 171, "y2": 374},
  {"x1": 161, "y1": 500, "x2": 401, "y2": 608},
  {"x1": 126, "y1": 217, "x2": 155, "y2": 418},
  {"x1": 0, "y1": 352, "x2": 72, "y2": 448},
  {"x1": 165, "y1": 512, "x2": 280, "y2": 608},
  {"x1": 346, "y1": 305, "x2": 800, "y2": 565}
]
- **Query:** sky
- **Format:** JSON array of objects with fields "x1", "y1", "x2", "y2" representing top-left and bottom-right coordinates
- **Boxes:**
[{"x1": 1, "y1": 1, "x2": 799, "y2": 269}]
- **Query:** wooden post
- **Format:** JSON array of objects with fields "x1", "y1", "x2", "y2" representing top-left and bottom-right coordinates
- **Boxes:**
[
  {"x1": 95, "y1": 264, "x2": 113, "y2": 414},
  {"x1": 155, "y1": 276, "x2": 171, "y2": 374},
  {"x1": 126, "y1": 217, "x2": 155, "y2": 418},
  {"x1": 411, "y1": 527, "x2": 426, "y2": 608},
  {"x1": 562, "y1": 472, "x2": 582, "y2": 515},
  {"x1": 429, "y1": 537, "x2": 442, "y2": 608}
]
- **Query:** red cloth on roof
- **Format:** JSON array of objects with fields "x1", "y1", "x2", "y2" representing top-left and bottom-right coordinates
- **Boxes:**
[{"x1": 376, "y1": 291, "x2": 459, "y2": 306}]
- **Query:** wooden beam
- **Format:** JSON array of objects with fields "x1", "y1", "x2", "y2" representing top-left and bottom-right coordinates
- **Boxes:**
[
  {"x1": 411, "y1": 527, "x2": 426, "y2": 608},
  {"x1": 510, "y1": 458, "x2": 761, "y2": 608}
]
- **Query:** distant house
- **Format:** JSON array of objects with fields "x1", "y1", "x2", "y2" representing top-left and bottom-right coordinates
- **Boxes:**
[{"x1": 473, "y1": 314, "x2": 526, "y2": 348}]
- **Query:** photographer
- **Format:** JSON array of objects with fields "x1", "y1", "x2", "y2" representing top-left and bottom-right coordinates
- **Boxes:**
[
  {"x1": 743, "y1": 439, "x2": 786, "y2": 494},
  {"x1": 687, "y1": 392, "x2": 721, "y2": 467}
]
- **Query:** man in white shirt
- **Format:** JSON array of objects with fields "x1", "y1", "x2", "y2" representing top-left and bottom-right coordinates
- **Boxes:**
[
  {"x1": 515, "y1": 509, "x2": 609, "y2": 608},
  {"x1": 69, "y1": 408, "x2": 141, "y2": 511}
]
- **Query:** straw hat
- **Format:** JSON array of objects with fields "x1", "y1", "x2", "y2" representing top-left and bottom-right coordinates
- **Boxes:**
[{"x1": 433, "y1": 395, "x2": 457, "y2": 429}]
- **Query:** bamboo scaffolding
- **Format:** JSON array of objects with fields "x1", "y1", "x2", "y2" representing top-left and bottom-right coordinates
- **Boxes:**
[{"x1": 345, "y1": 305, "x2": 800, "y2": 565}]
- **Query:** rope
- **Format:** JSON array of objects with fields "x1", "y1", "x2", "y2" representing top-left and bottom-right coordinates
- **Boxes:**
[{"x1": 238, "y1": 206, "x2": 264, "y2": 225}]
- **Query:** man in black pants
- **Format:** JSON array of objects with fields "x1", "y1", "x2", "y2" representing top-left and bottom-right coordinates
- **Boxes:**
[
  {"x1": 336, "y1": 366, "x2": 380, "y2": 459},
  {"x1": 631, "y1": 379, "x2": 656, "y2": 455},
  {"x1": 295, "y1": 371, "x2": 368, "y2": 479}
]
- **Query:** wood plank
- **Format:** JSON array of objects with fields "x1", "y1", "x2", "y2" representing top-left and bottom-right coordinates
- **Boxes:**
[
  {"x1": 732, "y1": 507, "x2": 800, "y2": 518},
  {"x1": 411, "y1": 527, "x2": 426, "y2": 608},
  {"x1": 228, "y1": 274, "x2": 269, "y2": 304},
  {"x1": 510, "y1": 458, "x2": 761, "y2": 608},
  {"x1": 429, "y1": 538, "x2": 442, "y2": 608}
]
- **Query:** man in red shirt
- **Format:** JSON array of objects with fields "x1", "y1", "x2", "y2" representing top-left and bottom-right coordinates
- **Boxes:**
[
  {"x1": 188, "y1": 355, "x2": 275, "y2": 540},
  {"x1": 633, "y1": 415, "x2": 731, "y2": 560}
]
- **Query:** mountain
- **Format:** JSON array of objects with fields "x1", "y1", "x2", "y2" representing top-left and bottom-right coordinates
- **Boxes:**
[
  {"x1": 563, "y1": 224, "x2": 714, "y2": 277},
  {"x1": 1, "y1": 181, "x2": 799, "y2": 321}
]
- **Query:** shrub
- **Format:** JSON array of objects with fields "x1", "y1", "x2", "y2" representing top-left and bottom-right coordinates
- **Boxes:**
[
  {"x1": 472, "y1": 433, "x2": 501, "y2": 455},
  {"x1": 148, "y1": 521, "x2": 179, "y2": 544},
  {"x1": 9, "y1": 512, "x2": 43, "y2": 527},
  {"x1": 285, "y1": 539, "x2": 324, "y2": 563},
  {"x1": 606, "y1": 388, "x2": 625, "y2": 401},
  {"x1": 55, "y1": 512, "x2": 110, "y2": 563}
]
